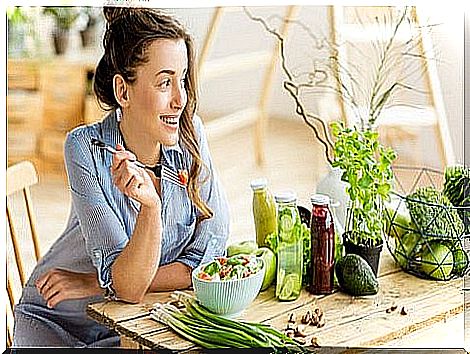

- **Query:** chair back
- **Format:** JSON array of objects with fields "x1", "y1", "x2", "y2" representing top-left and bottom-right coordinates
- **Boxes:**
[{"x1": 6, "y1": 161, "x2": 41, "y2": 347}]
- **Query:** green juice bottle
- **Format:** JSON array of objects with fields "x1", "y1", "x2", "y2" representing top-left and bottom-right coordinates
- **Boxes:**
[
  {"x1": 250, "y1": 178, "x2": 277, "y2": 247},
  {"x1": 275, "y1": 191, "x2": 303, "y2": 301}
]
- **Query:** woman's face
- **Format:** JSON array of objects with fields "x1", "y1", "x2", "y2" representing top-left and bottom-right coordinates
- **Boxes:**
[{"x1": 125, "y1": 38, "x2": 188, "y2": 147}]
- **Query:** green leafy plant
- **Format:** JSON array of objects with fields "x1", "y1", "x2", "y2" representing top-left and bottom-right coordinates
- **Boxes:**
[
  {"x1": 43, "y1": 7, "x2": 79, "y2": 30},
  {"x1": 331, "y1": 121, "x2": 397, "y2": 246},
  {"x1": 7, "y1": 6, "x2": 29, "y2": 24}
]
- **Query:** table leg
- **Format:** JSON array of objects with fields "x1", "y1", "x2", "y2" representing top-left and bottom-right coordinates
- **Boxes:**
[{"x1": 120, "y1": 335, "x2": 141, "y2": 349}]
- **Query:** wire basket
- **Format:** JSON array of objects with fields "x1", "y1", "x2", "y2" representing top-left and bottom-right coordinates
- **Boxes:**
[{"x1": 384, "y1": 166, "x2": 470, "y2": 281}]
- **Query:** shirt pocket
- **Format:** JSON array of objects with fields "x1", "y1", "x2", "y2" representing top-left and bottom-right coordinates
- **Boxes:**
[{"x1": 176, "y1": 215, "x2": 197, "y2": 244}]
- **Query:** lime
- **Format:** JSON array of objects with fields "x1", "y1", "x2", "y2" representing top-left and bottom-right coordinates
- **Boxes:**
[
  {"x1": 280, "y1": 214, "x2": 293, "y2": 233},
  {"x1": 451, "y1": 247, "x2": 468, "y2": 276},
  {"x1": 421, "y1": 242, "x2": 453, "y2": 280},
  {"x1": 279, "y1": 273, "x2": 300, "y2": 300},
  {"x1": 394, "y1": 232, "x2": 421, "y2": 268},
  {"x1": 276, "y1": 268, "x2": 285, "y2": 297}
]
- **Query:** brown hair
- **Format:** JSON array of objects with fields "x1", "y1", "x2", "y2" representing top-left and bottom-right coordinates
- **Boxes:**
[{"x1": 94, "y1": 7, "x2": 213, "y2": 220}]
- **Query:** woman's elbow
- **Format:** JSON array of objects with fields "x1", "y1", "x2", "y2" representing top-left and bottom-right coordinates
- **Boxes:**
[
  {"x1": 113, "y1": 278, "x2": 148, "y2": 303},
  {"x1": 115, "y1": 286, "x2": 146, "y2": 304}
]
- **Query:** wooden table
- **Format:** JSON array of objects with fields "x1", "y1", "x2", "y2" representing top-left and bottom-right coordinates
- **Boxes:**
[{"x1": 87, "y1": 252, "x2": 466, "y2": 351}]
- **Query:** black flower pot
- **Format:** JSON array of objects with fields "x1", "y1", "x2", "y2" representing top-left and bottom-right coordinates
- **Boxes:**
[
  {"x1": 343, "y1": 232, "x2": 383, "y2": 276},
  {"x1": 80, "y1": 25, "x2": 97, "y2": 48}
]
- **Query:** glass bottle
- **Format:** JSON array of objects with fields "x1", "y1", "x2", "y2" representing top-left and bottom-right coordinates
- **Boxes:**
[
  {"x1": 250, "y1": 178, "x2": 277, "y2": 247},
  {"x1": 309, "y1": 194, "x2": 335, "y2": 295},
  {"x1": 330, "y1": 200, "x2": 345, "y2": 262},
  {"x1": 275, "y1": 191, "x2": 303, "y2": 301}
]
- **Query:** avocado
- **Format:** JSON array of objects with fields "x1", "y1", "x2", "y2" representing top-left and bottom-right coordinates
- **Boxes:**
[
  {"x1": 335, "y1": 257, "x2": 345, "y2": 287},
  {"x1": 337, "y1": 254, "x2": 379, "y2": 296}
]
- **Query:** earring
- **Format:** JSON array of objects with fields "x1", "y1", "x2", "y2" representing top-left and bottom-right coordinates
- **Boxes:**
[{"x1": 116, "y1": 107, "x2": 123, "y2": 122}]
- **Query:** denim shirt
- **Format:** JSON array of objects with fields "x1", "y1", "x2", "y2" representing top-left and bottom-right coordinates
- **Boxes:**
[{"x1": 27, "y1": 110, "x2": 230, "y2": 294}]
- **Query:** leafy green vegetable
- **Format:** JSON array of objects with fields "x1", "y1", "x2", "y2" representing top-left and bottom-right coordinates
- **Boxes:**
[
  {"x1": 444, "y1": 165, "x2": 470, "y2": 207},
  {"x1": 443, "y1": 165, "x2": 470, "y2": 232},
  {"x1": 265, "y1": 232, "x2": 278, "y2": 254},
  {"x1": 406, "y1": 186, "x2": 464, "y2": 239},
  {"x1": 203, "y1": 260, "x2": 222, "y2": 277},
  {"x1": 198, "y1": 255, "x2": 262, "y2": 281}
]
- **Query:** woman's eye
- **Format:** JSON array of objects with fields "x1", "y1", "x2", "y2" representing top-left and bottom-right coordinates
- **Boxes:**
[{"x1": 159, "y1": 79, "x2": 171, "y2": 89}]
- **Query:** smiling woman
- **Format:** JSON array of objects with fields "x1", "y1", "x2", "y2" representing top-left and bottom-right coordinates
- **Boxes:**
[{"x1": 12, "y1": 7, "x2": 230, "y2": 348}]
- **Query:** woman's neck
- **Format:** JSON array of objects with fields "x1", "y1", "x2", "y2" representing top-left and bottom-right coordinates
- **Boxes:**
[{"x1": 119, "y1": 116, "x2": 160, "y2": 167}]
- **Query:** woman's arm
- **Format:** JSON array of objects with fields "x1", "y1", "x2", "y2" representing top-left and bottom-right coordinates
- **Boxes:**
[
  {"x1": 110, "y1": 203, "x2": 162, "y2": 302},
  {"x1": 148, "y1": 262, "x2": 192, "y2": 292},
  {"x1": 36, "y1": 259, "x2": 191, "y2": 308},
  {"x1": 107, "y1": 144, "x2": 163, "y2": 303},
  {"x1": 38, "y1": 131, "x2": 164, "y2": 306}
]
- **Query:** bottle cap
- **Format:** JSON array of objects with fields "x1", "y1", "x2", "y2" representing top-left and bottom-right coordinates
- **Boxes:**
[
  {"x1": 310, "y1": 193, "x2": 330, "y2": 206},
  {"x1": 250, "y1": 178, "x2": 268, "y2": 191},
  {"x1": 275, "y1": 190, "x2": 297, "y2": 203}
]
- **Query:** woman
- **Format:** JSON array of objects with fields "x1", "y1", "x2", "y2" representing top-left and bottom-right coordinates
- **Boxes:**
[{"x1": 13, "y1": 7, "x2": 230, "y2": 347}]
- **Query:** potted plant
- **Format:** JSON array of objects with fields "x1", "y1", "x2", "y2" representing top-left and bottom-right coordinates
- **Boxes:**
[
  {"x1": 43, "y1": 7, "x2": 79, "y2": 55},
  {"x1": 78, "y1": 7, "x2": 101, "y2": 48},
  {"x1": 330, "y1": 121, "x2": 396, "y2": 275}
]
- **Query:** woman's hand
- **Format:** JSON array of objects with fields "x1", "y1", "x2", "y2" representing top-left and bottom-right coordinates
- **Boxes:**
[
  {"x1": 35, "y1": 269, "x2": 102, "y2": 308},
  {"x1": 111, "y1": 144, "x2": 161, "y2": 208}
]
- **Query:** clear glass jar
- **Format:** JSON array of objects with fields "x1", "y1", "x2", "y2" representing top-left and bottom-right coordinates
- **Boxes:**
[
  {"x1": 250, "y1": 178, "x2": 277, "y2": 247},
  {"x1": 309, "y1": 194, "x2": 335, "y2": 295},
  {"x1": 275, "y1": 191, "x2": 303, "y2": 301}
]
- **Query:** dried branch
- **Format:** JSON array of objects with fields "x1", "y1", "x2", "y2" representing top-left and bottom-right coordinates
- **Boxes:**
[
  {"x1": 244, "y1": 5, "x2": 438, "y2": 165},
  {"x1": 243, "y1": 7, "x2": 335, "y2": 165}
]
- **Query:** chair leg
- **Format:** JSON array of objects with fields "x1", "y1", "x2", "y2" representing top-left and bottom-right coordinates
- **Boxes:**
[{"x1": 7, "y1": 323, "x2": 13, "y2": 347}]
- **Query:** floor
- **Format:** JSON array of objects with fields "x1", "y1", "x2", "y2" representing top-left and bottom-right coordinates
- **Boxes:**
[{"x1": 8, "y1": 117, "x2": 468, "y2": 350}]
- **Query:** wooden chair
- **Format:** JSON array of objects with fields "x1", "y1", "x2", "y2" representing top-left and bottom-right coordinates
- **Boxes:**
[{"x1": 6, "y1": 160, "x2": 42, "y2": 347}]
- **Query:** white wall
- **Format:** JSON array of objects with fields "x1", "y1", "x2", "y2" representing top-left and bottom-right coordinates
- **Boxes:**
[{"x1": 171, "y1": 5, "x2": 464, "y2": 165}]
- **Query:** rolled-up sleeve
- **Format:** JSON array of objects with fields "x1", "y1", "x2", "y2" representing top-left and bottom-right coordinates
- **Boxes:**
[
  {"x1": 64, "y1": 130, "x2": 129, "y2": 294},
  {"x1": 176, "y1": 116, "x2": 230, "y2": 269}
]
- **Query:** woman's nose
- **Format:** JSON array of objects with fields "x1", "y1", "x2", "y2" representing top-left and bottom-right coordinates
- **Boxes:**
[{"x1": 170, "y1": 84, "x2": 185, "y2": 110}]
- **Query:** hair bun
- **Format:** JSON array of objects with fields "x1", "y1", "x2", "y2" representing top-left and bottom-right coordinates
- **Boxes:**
[{"x1": 103, "y1": 6, "x2": 134, "y2": 24}]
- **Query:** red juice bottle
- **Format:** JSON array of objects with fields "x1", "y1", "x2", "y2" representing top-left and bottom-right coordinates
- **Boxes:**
[{"x1": 309, "y1": 194, "x2": 335, "y2": 294}]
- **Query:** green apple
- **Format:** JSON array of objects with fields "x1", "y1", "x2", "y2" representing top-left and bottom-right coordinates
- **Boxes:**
[
  {"x1": 256, "y1": 247, "x2": 276, "y2": 291},
  {"x1": 226, "y1": 240, "x2": 258, "y2": 257}
]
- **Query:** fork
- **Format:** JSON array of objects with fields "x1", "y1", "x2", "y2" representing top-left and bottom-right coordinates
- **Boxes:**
[{"x1": 91, "y1": 138, "x2": 187, "y2": 188}]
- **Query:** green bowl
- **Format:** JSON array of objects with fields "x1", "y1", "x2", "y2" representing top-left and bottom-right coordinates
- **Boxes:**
[{"x1": 191, "y1": 259, "x2": 265, "y2": 317}]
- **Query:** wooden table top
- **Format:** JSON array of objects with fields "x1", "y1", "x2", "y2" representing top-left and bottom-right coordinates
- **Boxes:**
[{"x1": 86, "y1": 252, "x2": 466, "y2": 351}]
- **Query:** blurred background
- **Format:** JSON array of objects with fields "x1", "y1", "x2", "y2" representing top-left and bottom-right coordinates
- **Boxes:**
[{"x1": 5, "y1": 5, "x2": 465, "y2": 348}]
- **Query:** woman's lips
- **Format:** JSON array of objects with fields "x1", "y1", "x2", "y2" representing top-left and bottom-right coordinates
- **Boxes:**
[{"x1": 159, "y1": 114, "x2": 179, "y2": 125}]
